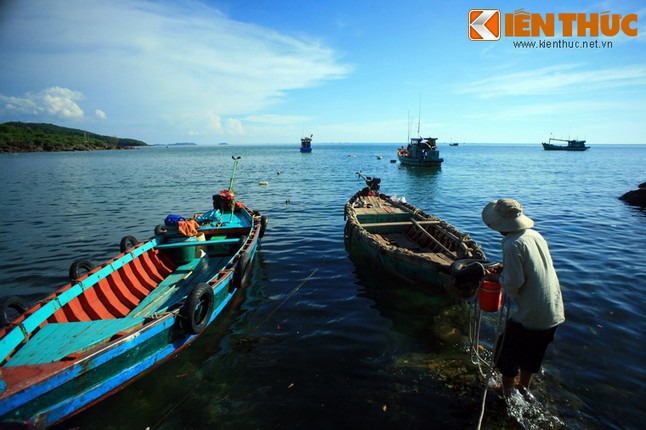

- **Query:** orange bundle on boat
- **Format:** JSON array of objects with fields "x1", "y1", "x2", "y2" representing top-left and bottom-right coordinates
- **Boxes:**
[{"x1": 213, "y1": 189, "x2": 235, "y2": 211}]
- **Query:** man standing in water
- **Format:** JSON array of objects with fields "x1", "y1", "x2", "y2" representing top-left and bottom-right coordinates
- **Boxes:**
[{"x1": 481, "y1": 198, "x2": 565, "y2": 400}]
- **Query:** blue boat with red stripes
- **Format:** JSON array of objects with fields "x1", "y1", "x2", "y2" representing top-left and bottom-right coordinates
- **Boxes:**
[{"x1": 0, "y1": 157, "x2": 267, "y2": 428}]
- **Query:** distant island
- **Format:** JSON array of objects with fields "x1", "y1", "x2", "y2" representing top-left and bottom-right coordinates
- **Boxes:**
[
  {"x1": 0, "y1": 122, "x2": 148, "y2": 153},
  {"x1": 151, "y1": 142, "x2": 197, "y2": 147}
]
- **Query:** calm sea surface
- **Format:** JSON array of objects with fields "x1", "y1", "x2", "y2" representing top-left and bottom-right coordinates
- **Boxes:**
[{"x1": 1, "y1": 144, "x2": 644, "y2": 429}]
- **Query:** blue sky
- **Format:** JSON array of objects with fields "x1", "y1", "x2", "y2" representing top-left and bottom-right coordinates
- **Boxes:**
[{"x1": 1, "y1": 0, "x2": 644, "y2": 144}]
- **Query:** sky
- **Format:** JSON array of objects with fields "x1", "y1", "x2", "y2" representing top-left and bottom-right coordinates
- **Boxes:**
[{"x1": 0, "y1": 0, "x2": 644, "y2": 145}]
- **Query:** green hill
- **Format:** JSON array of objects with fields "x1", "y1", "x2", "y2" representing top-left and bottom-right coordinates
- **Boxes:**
[{"x1": 0, "y1": 122, "x2": 148, "y2": 153}]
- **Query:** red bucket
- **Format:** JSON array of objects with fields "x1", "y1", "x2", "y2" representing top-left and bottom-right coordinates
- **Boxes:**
[{"x1": 479, "y1": 280, "x2": 502, "y2": 312}]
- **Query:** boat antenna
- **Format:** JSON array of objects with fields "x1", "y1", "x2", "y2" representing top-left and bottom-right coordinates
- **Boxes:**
[{"x1": 417, "y1": 96, "x2": 422, "y2": 137}]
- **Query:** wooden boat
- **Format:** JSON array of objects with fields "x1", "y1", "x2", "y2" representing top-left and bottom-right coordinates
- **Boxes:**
[
  {"x1": 542, "y1": 137, "x2": 589, "y2": 151},
  {"x1": 397, "y1": 136, "x2": 444, "y2": 166},
  {"x1": 344, "y1": 174, "x2": 490, "y2": 298},
  {"x1": 0, "y1": 160, "x2": 267, "y2": 428},
  {"x1": 300, "y1": 134, "x2": 313, "y2": 153}
]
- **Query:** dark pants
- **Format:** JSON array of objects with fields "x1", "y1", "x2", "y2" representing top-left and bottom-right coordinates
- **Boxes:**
[{"x1": 494, "y1": 319, "x2": 558, "y2": 377}]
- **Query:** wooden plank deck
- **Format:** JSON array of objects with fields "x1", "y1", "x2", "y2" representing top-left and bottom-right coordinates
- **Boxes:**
[
  {"x1": 376, "y1": 233, "x2": 454, "y2": 266},
  {"x1": 382, "y1": 233, "x2": 420, "y2": 250},
  {"x1": 362, "y1": 220, "x2": 440, "y2": 229},
  {"x1": 8, "y1": 317, "x2": 144, "y2": 366}
]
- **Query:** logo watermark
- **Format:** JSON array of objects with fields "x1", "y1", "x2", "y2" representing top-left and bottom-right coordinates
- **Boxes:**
[
  {"x1": 469, "y1": 9, "x2": 501, "y2": 40},
  {"x1": 469, "y1": 8, "x2": 638, "y2": 46}
]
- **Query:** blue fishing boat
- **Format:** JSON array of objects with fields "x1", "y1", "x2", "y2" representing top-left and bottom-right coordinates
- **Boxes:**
[
  {"x1": 344, "y1": 174, "x2": 490, "y2": 298},
  {"x1": 542, "y1": 137, "x2": 589, "y2": 151},
  {"x1": 397, "y1": 136, "x2": 444, "y2": 166},
  {"x1": 300, "y1": 134, "x2": 313, "y2": 153},
  {"x1": 0, "y1": 157, "x2": 267, "y2": 428},
  {"x1": 398, "y1": 106, "x2": 443, "y2": 166}
]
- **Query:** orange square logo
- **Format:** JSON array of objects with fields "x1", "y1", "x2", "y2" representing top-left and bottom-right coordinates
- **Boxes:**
[{"x1": 469, "y1": 9, "x2": 501, "y2": 41}]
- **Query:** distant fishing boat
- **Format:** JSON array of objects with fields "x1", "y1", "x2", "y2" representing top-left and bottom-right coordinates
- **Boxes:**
[
  {"x1": 397, "y1": 105, "x2": 443, "y2": 166},
  {"x1": 344, "y1": 173, "x2": 492, "y2": 298},
  {"x1": 300, "y1": 134, "x2": 313, "y2": 153},
  {"x1": 0, "y1": 157, "x2": 267, "y2": 428},
  {"x1": 542, "y1": 137, "x2": 589, "y2": 151},
  {"x1": 449, "y1": 143, "x2": 459, "y2": 147},
  {"x1": 397, "y1": 137, "x2": 444, "y2": 166}
]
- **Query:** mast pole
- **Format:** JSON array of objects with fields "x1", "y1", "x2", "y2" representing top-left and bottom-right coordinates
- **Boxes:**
[{"x1": 417, "y1": 96, "x2": 421, "y2": 137}]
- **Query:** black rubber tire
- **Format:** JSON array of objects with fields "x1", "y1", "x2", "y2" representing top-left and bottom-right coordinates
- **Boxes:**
[
  {"x1": 179, "y1": 283, "x2": 214, "y2": 335},
  {"x1": 450, "y1": 259, "x2": 487, "y2": 298},
  {"x1": 0, "y1": 296, "x2": 29, "y2": 326},
  {"x1": 450, "y1": 259, "x2": 485, "y2": 277},
  {"x1": 233, "y1": 252, "x2": 251, "y2": 289},
  {"x1": 259, "y1": 215, "x2": 268, "y2": 238},
  {"x1": 120, "y1": 235, "x2": 138, "y2": 253},
  {"x1": 69, "y1": 259, "x2": 95, "y2": 281},
  {"x1": 237, "y1": 235, "x2": 248, "y2": 251}
]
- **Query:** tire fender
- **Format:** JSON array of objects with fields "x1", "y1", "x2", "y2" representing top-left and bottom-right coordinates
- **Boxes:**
[
  {"x1": 69, "y1": 259, "x2": 95, "y2": 281},
  {"x1": 450, "y1": 259, "x2": 486, "y2": 297},
  {"x1": 154, "y1": 224, "x2": 167, "y2": 236},
  {"x1": 120, "y1": 235, "x2": 138, "y2": 253},
  {"x1": 233, "y1": 252, "x2": 251, "y2": 289},
  {"x1": 179, "y1": 283, "x2": 214, "y2": 335},
  {"x1": 0, "y1": 296, "x2": 29, "y2": 327},
  {"x1": 260, "y1": 215, "x2": 268, "y2": 238},
  {"x1": 237, "y1": 235, "x2": 248, "y2": 251}
]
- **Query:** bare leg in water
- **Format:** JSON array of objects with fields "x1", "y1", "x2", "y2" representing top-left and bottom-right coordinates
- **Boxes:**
[{"x1": 503, "y1": 370, "x2": 535, "y2": 400}]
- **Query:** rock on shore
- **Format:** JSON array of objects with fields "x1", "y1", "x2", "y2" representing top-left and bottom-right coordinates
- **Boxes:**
[{"x1": 619, "y1": 182, "x2": 646, "y2": 208}]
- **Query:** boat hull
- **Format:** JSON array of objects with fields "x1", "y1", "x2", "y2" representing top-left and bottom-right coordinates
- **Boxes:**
[
  {"x1": 0, "y1": 204, "x2": 265, "y2": 428},
  {"x1": 344, "y1": 188, "x2": 487, "y2": 298},
  {"x1": 345, "y1": 228, "x2": 452, "y2": 289},
  {"x1": 397, "y1": 154, "x2": 443, "y2": 166},
  {"x1": 541, "y1": 141, "x2": 590, "y2": 151},
  {"x1": 542, "y1": 143, "x2": 589, "y2": 151}
]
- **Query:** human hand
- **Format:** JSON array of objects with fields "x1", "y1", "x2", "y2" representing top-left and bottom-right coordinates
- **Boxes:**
[{"x1": 485, "y1": 265, "x2": 502, "y2": 281}]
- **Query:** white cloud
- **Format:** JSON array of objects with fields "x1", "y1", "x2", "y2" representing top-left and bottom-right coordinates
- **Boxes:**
[
  {"x1": 211, "y1": 115, "x2": 223, "y2": 133},
  {"x1": 0, "y1": 87, "x2": 84, "y2": 120},
  {"x1": 459, "y1": 64, "x2": 646, "y2": 99},
  {"x1": 95, "y1": 109, "x2": 106, "y2": 120},
  {"x1": 0, "y1": 0, "x2": 351, "y2": 141},
  {"x1": 226, "y1": 118, "x2": 244, "y2": 135}
]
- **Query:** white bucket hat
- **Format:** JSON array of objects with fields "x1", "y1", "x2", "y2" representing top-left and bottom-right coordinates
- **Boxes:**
[{"x1": 482, "y1": 198, "x2": 534, "y2": 232}]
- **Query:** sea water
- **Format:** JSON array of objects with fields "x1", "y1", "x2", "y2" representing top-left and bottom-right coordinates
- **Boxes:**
[{"x1": 0, "y1": 143, "x2": 644, "y2": 429}]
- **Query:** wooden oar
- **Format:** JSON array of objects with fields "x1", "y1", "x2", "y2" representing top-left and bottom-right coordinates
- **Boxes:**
[{"x1": 410, "y1": 218, "x2": 455, "y2": 257}]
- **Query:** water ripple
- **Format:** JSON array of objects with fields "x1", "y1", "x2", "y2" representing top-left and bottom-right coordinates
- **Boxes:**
[{"x1": 2, "y1": 145, "x2": 644, "y2": 430}]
